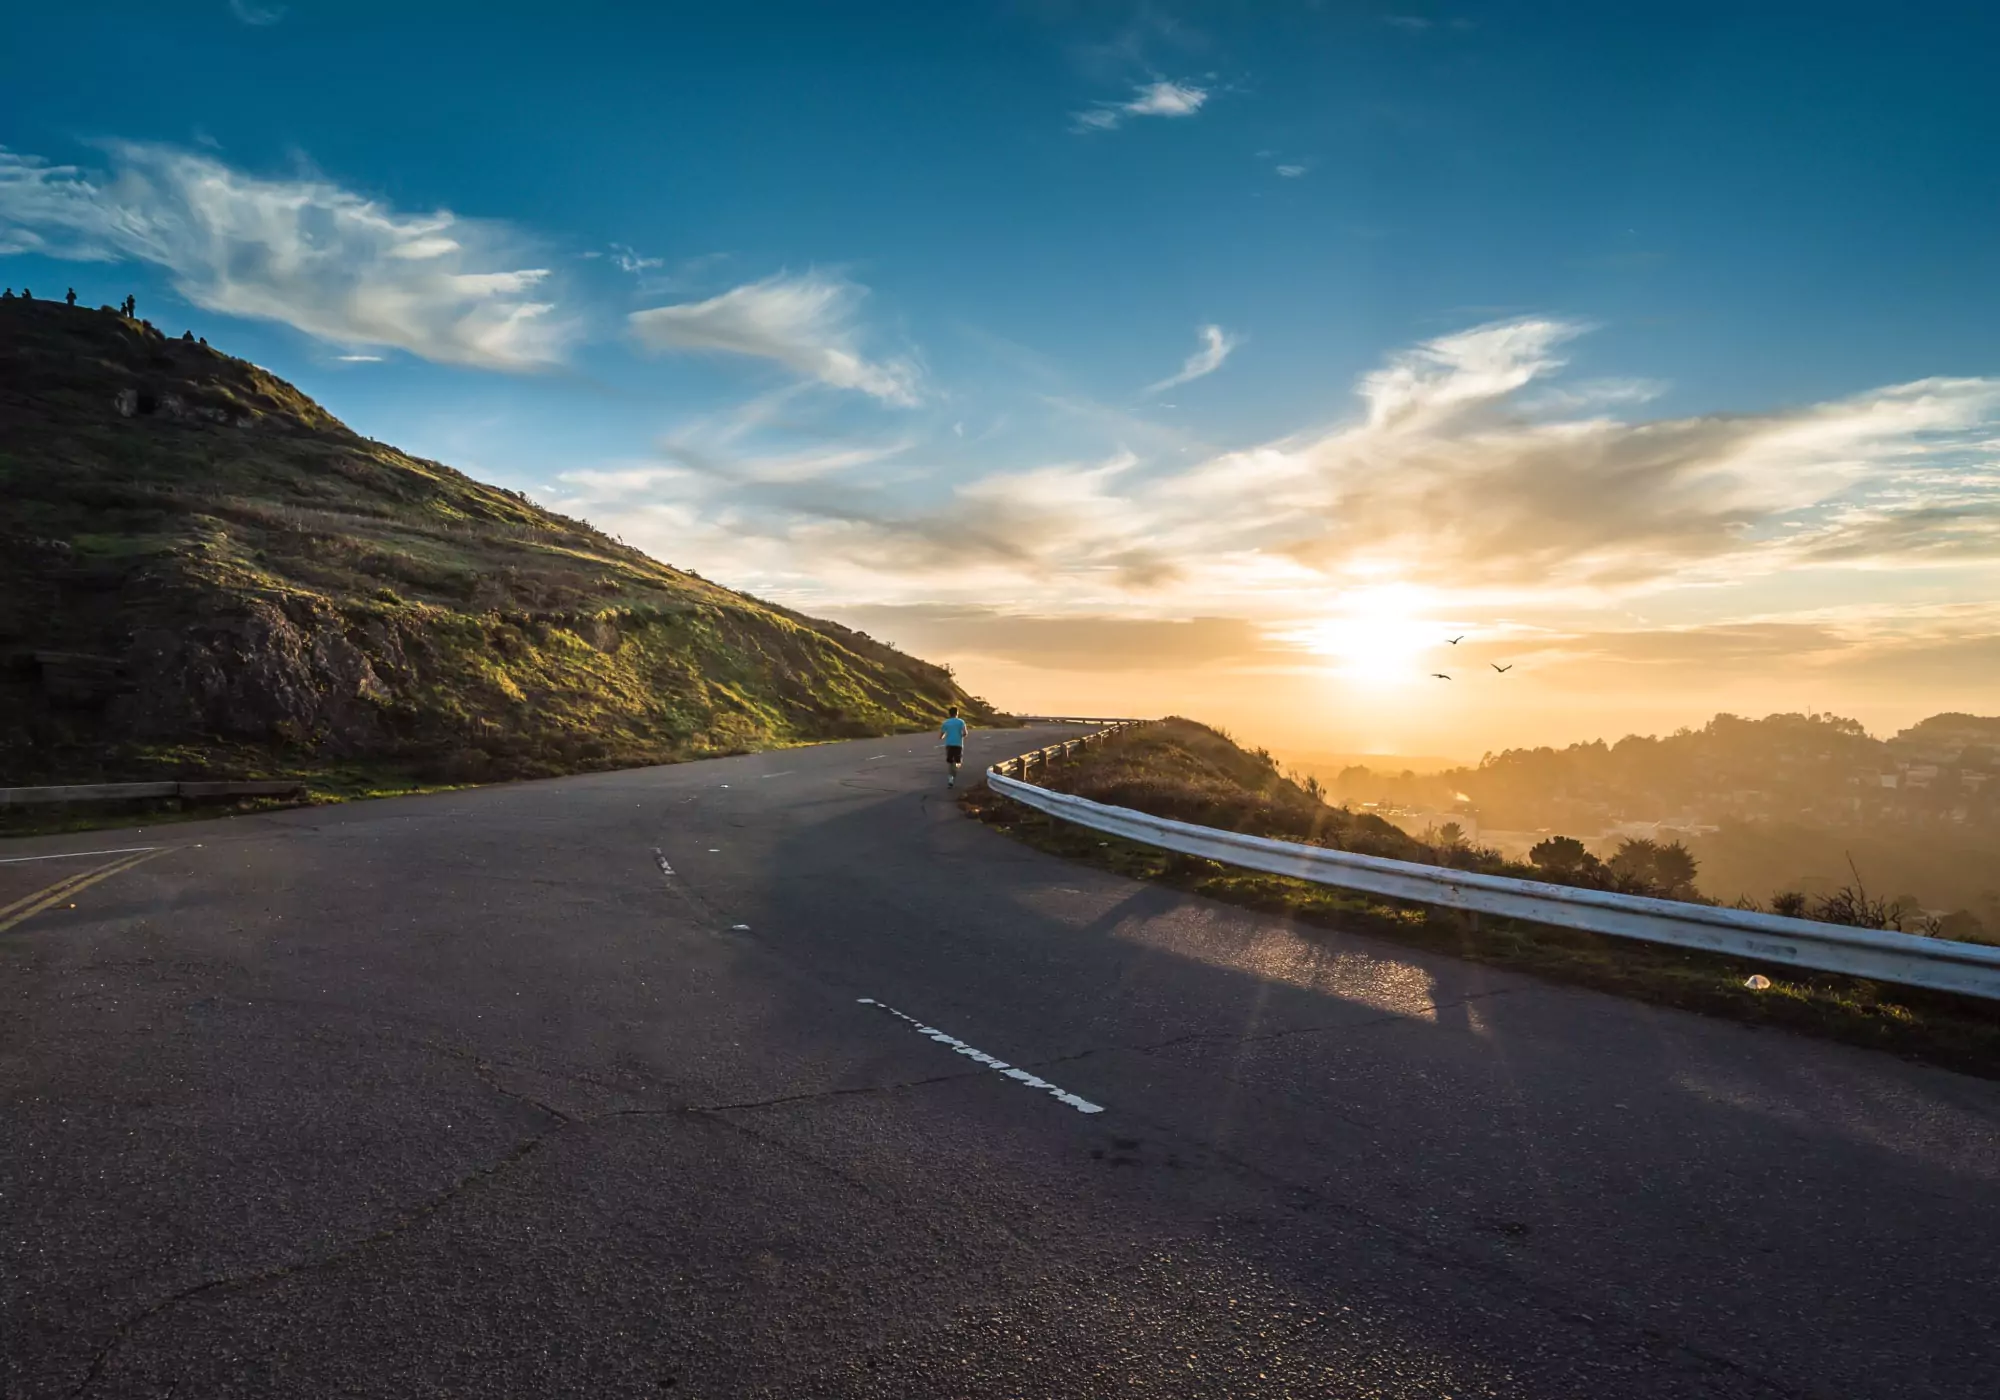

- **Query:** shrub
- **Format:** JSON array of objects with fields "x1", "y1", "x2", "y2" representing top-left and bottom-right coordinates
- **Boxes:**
[
  {"x1": 1937, "y1": 909, "x2": 1995, "y2": 945},
  {"x1": 1812, "y1": 884, "x2": 1903, "y2": 930},
  {"x1": 1529, "y1": 835, "x2": 1595, "y2": 877}
]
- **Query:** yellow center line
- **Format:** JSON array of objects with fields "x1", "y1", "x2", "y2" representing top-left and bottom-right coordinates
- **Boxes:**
[
  {"x1": 0, "y1": 848, "x2": 170, "y2": 935},
  {"x1": 0, "y1": 865, "x2": 109, "y2": 923}
]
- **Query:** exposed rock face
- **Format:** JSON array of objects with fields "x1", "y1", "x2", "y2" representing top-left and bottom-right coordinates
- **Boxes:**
[
  {"x1": 33, "y1": 653, "x2": 125, "y2": 706},
  {"x1": 114, "y1": 599, "x2": 398, "y2": 752},
  {"x1": 114, "y1": 384, "x2": 245, "y2": 425}
]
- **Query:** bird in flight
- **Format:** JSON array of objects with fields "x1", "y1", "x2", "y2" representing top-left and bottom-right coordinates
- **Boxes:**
[
  {"x1": 1492, "y1": 663, "x2": 1513, "y2": 673},
  {"x1": 1446, "y1": 636, "x2": 1464, "y2": 645},
  {"x1": 1430, "y1": 673, "x2": 1452, "y2": 680}
]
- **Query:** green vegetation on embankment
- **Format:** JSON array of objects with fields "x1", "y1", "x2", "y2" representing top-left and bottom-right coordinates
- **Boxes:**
[
  {"x1": 962, "y1": 718, "x2": 2000, "y2": 1079},
  {"x1": 0, "y1": 297, "x2": 1003, "y2": 800}
]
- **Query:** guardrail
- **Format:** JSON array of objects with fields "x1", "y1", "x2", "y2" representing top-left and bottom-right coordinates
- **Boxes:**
[
  {"x1": 988, "y1": 720, "x2": 1145, "y2": 784},
  {"x1": 1010, "y1": 716, "x2": 1147, "y2": 726},
  {"x1": 984, "y1": 742, "x2": 2000, "y2": 1002},
  {"x1": 0, "y1": 779, "x2": 306, "y2": 807}
]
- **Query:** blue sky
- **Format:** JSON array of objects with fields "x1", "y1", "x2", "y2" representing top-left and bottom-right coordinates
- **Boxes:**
[{"x1": 5, "y1": 2, "x2": 1998, "y2": 753}]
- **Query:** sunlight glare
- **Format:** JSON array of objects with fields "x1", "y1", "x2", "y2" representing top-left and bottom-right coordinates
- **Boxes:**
[{"x1": 1279, "y1": 584, "x2": 1440, "y2": 684}]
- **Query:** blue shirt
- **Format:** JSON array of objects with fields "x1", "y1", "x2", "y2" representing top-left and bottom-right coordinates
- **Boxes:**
[{"x1": 940, "y1": 717, "x2": 967, "y2": 745}]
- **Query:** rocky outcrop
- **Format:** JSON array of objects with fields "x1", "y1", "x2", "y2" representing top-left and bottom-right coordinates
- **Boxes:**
[
  {"x1": 115, "y1": 385, "x2": 251, "y2": 427},
  {"x1": 112, "y1": 598, "x2": 398, "y2": 752}
]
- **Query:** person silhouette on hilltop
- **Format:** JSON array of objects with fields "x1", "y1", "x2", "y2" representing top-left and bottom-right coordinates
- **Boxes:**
[
  {"x1": 120, "y1": 295, "x2": 136, "y2": 317},
  {"x1": 65, "y1": 288, "x2": 77, "y2": 306}
]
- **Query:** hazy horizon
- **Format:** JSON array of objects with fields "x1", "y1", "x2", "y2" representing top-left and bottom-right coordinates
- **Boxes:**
[{"x1": 5, "y1": 2, "x2": 1995, "y2": 755}]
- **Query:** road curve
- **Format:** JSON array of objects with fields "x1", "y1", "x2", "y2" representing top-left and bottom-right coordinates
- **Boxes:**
[{"x1": 3, "y1": 726, "x2": 1996, "y2": 1398}]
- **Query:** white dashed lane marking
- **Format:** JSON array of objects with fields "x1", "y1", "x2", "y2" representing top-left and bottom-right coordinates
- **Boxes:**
[
  {"x1": 0, "y1": 845, "x2": 159, "y2": 865},
  {"x1": 856, "y1": 999, "x2": 1105, "y2": 1115}
]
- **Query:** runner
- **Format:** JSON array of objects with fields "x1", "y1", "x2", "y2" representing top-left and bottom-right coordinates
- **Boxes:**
[{"x1": 939, "y1": 706, "x2": 968, "y2": 787}]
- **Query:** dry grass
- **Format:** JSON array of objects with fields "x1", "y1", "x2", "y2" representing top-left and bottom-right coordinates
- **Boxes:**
[{"x1": 1040, "y1": 718, "x2": 1435, "y2": 856}]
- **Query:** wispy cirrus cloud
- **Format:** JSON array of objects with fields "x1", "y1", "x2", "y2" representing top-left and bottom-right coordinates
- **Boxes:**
[
  {"x1": 1256, "y1": 149, "x2": 1312, "y2": 179},
  {"x1": 0, "y1": 143, "x2": 569, "y2": 369},
  {"x1": 1073, "y1": 80, "x2": 1210, "y2": 132},
  {"x1": 228, "y1": 0, "x2": 284, "y2": 25},
  {"x1": 554, "y1": 317, "x2": 2000, "y2": 626},
  {"x1": 1462, "y1": 602, "x2": 2000, "y2": 696},
  {"x1": 826, "y1": 606, "x2": 1269, "y2": 673},
  {"x1": 609, "y1": 244, "x2": 663, "y2": 274},
  {"x1": 1146, "y1": 324, "x2": 1242, "y2": 395},
  {"x1": 628, "y1": 272, "x2": 920, "y2": 406}
]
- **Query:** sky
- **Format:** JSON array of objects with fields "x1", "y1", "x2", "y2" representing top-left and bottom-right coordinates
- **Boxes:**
[{"x1": 4, "y1": 1, "x2": 1998, "y2": 761}]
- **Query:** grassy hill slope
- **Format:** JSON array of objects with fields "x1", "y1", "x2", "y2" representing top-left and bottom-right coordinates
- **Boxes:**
[
  {"x1": 0, "y1": 297, "x2": 999, "y2": 787},
  {"x1": 1016, "y1": 717, "x2": 1435, "y2": 858}
]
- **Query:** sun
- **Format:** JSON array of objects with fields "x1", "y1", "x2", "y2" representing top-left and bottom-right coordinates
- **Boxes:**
[{"x1": 1281, "y1": 584, "x2": 1439, "y2": 683}]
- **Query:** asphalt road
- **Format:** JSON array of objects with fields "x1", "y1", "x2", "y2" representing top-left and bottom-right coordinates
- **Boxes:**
[{"x1": 3, "y1": 725, "x2": 1997, "y2": 1399}]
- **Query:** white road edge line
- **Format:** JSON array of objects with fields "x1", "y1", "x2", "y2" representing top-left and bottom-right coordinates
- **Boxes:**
[
  {"x1": 0, "y1": 845, "x2": 160, "y2": 865},
  {"x1": 653, "y1": 848, "x2": 674, "y2": 877},
  {"x1": 760, "y1": 771, "x2": 795, "y2": 779},
  {"x1": 856, "y1": 998, "x2": 1104, "y2": 1115}
]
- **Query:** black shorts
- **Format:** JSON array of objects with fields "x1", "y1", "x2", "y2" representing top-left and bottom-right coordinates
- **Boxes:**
[{"x1": 945, "y1": 745, "x2": 964, "y2": 764}]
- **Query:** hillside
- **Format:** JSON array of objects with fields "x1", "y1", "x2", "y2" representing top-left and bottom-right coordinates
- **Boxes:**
[
  {"x1": 1313, "y1": 710, "x2": 2000, "y2": 923},
  {"x1": 978, "y1": 718, "x2": 1715, "y2": 900},
  {"x1": 0, "y1": 296, "x2": 999, "y2": 787},
  {"x1": 1004, "y1": 718, "x2": 1434, "y2": 858},
  {"x1": 1318, "y1": 711, "x2": 2000, "y2": 833}
]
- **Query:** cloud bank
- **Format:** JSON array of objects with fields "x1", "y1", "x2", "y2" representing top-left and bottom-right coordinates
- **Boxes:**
[
  {"x1": 629, "y1": 272, "x2": 920, "y2": 405},
  {"x1": 0, "y1": 143, "x2": 567, "y2": 369},
  {"x1": 555, "y1": 318, "x2": 2000, "y2": 631}
]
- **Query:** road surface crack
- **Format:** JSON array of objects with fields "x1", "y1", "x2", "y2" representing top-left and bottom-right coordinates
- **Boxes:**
[
  {"x1": 69, "y1": 1135, "x2": 552, "y2": 1397},
  {"x1": 1081, "y1": 1102, "x2": 1816, "y2": 1400},
  {"x1": 670, "y1": 1069, "x2": 992, "y2": 1116},
  {"x1": 68, "y1": 1059, "x2": 1004, "y2": 1394}
]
